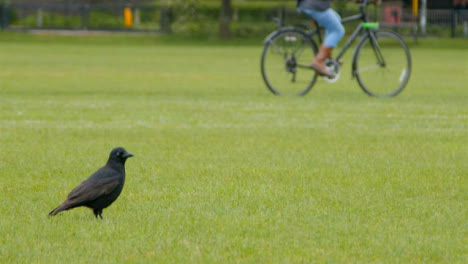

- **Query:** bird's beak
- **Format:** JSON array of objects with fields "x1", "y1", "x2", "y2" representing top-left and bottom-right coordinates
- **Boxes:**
[{"x1": 123, "y1": 152, "x2": 134, "y2": 158}]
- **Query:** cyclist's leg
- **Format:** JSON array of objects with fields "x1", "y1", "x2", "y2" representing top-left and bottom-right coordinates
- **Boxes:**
[
  {"x1": 298, "y1": 7, "x2": 344, "y2": 47},
  {"x1": 321, "y1": 9, "x2": 345, "y2": 48},
  {"x1": 297, "y1": 8, "x2": 344, "y2": 77}
]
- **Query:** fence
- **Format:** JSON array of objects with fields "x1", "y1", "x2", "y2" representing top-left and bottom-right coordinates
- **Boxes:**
[
  {"x1": 0, "y1": 2, "x2": 168, "y2": 32},
  {"x1": 1, "y1": 1, "x2": 467, "y2": 38},
  {"x1": 280, "y1": 4, "x2": 468, "y2": 38},
  {"x1": 427, "y1": 8, "x2": 468, "y2": 37}
]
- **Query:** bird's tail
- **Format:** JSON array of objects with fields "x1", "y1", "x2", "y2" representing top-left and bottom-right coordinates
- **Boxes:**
[{"x1": 48, "y1": 203, "x2": 68, "y2": 216}]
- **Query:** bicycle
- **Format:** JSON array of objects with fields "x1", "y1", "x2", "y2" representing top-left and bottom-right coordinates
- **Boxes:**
[{"x1": 260, "y1": 0, "x2": 411, "y2": 97}]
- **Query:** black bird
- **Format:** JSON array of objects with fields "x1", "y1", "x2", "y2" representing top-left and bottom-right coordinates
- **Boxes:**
[{"x1": 49, "y1": 147, "x2": 133, "y2": 219}]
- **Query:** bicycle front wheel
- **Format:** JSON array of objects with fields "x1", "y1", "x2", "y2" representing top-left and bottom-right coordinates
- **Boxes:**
[
  {"x1": 354, "y1": 30, "x2": 411, "y2": 97},
  {"x1": 261, "y1": 29, "x2": 318, "y2": 96}
]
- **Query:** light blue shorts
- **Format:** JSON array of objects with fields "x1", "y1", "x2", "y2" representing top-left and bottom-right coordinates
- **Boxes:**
[{"x1": 297, "y1": 7, "x2": 345, "y2": 48}]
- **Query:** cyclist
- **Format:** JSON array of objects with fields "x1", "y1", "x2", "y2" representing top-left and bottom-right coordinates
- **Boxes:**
[{"x1": 296, "y1": 0, "x2": 345, "y2": 77}]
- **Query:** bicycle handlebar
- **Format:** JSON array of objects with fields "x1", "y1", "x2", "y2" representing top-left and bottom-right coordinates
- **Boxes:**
[
  {"x1": 360, "y1": 0, "x2": 369, "y2": 13},
  {"x1": 359, "y1": 0, "x2": 377, "y2": 18}
]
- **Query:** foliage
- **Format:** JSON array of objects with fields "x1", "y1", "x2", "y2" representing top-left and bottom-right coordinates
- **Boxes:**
[
  {"x1": 6, "y1": 1, "x2": 290, "y2": 35},
  {"x1": 168, "y1": 1, "x2": 293, "y2": 36},
  {"x1": 162, "y1": 0, "x2": 200, "y2": 23},
  {"x1": 0, "y1": 4, "x2": 18, "y2": 25},
  {"x1": 16, "y1": 10, "x2": 123, "y2": 28}
]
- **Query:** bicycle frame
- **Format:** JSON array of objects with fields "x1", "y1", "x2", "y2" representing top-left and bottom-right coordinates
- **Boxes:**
[
  {"x1": 312, "y1": 2, "x2": 371, "y2": 62},
  {"x1": 335, "y1": 17, "x2": 366, "y2": 62},
  {"x1": 306, "y1": 0, "x2": 387, "y2": 73},
  {"x1": 260, "y1": 0, "x2": 411, "y2": 97}
]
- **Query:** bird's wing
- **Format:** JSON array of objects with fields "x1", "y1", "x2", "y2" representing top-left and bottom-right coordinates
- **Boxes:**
[
  {"x1": 66, "y1": 179, "x2": 120, "y2": 204},
  {"x1": 66, "y1": 166, "x2": 121, "y2": 204}
]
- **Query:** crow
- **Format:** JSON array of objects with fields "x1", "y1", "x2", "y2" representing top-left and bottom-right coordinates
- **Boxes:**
[{"x1": 49, "y1": 147, "x2": 133, "y2": 219}]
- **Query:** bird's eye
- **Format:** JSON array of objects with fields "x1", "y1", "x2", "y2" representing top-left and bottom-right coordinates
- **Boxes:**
[{"x1": 116, "y1": 152, "x2": 122, "y2": 156}]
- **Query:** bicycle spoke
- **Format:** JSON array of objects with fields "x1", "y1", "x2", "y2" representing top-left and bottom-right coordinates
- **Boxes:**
[
  {"x1": 296, "y1": 63, "x2": 314, "y2": 69},
  {"x1": 355, "y1": 63, "x2": 381, "y2": 74},
  {"x1": 354, "y1": 31, "x2": 411, "y2": 97},
  {"x1": 291, "y1": 41, "x2": 307, "y2": 59},
  {"x1": 261, "y1": 30, "x2": 318, "y2": 96}
]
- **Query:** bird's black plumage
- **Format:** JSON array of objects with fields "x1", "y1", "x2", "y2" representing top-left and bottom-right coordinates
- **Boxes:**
[{"x1": 49, "y1": 147, "x2": 133, "y2": 219}]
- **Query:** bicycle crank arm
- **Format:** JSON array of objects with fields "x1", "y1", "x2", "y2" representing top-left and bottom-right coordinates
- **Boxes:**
[{"x1": 296, "y1": 64, "x2": 315, "y2": 70}]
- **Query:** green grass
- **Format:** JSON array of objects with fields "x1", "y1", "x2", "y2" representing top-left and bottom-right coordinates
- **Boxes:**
[{"x1": 0, "y1": 33, "x2": 467, "y2": 263}]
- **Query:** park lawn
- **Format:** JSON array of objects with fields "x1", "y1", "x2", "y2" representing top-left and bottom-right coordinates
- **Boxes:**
[{"x1": 0, "y1": 34, "x2": 466, "y2": 263}]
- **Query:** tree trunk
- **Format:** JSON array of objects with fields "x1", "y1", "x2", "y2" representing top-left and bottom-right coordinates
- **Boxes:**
[{"x1": 219, "y1": 0, "x2": 231, "y2": 39}]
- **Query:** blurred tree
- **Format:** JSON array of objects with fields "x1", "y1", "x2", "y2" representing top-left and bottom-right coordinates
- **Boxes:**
[{"x1": 219, "y1": 0, "x2": 231, "y2": 39}]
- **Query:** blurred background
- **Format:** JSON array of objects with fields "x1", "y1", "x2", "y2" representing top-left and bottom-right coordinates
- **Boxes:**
[{"x1": 1, "y1": 0, "x2": 467, "y2": 40}]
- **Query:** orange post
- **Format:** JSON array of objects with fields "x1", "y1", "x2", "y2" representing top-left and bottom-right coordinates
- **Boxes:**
[
  {"x1": 124, "y1": 7, "x2": 133, "y2": 28},
  {"x1": 412, "y1": 0, "x2": 419, "y2": 17}
]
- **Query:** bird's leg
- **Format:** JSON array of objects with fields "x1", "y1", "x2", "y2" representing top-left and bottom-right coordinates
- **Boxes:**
[{"x1": 93, "y1": 209, "x2": 103, "y2": 219}]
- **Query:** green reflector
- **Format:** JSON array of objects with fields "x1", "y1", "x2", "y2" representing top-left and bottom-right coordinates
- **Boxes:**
[{"x1": 362, "y1": 22, "x2": 379, "y2": 29}]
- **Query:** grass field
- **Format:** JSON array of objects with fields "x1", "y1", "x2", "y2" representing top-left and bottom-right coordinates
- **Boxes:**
[{"x1": 0, "y1": 33, "x2": 467, "y2": 263}]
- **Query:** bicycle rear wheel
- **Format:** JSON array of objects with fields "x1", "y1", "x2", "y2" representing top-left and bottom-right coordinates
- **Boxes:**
[
  {"x1": 261, "y1": 29, "x2": 318, "y2": 96},
  {"x1": 353, "y1": 30, "x2": 411, "y2": 97}
]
